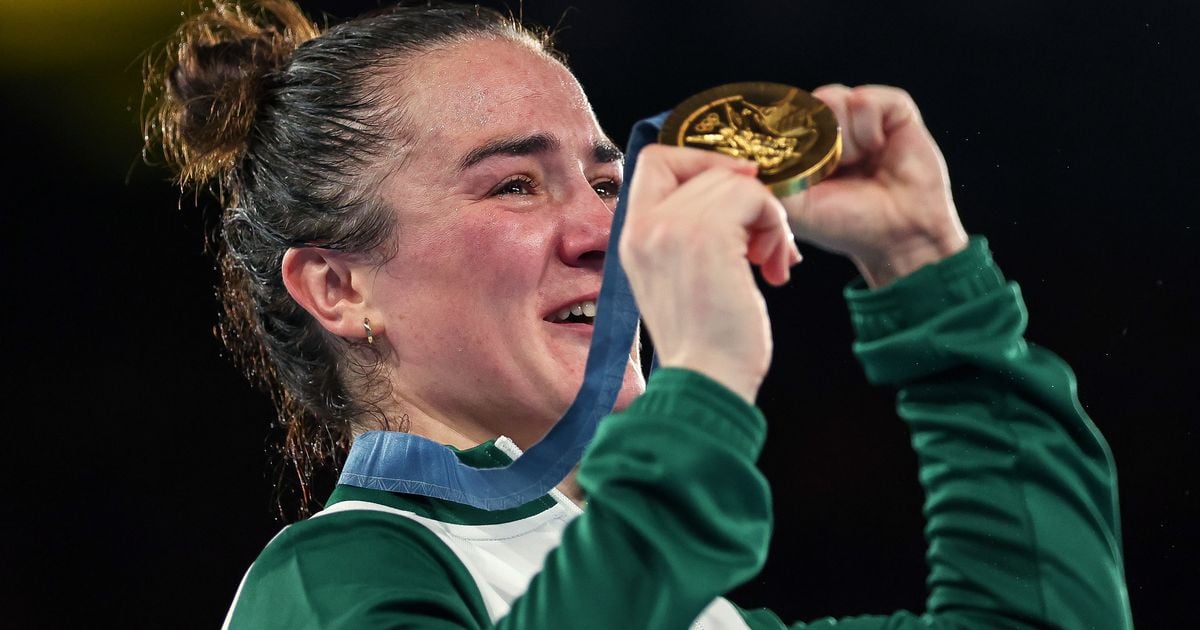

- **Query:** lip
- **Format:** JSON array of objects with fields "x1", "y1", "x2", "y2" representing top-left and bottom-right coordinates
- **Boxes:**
[
  {"x1": 541, "y1": 291, "x2": 600, "y2": 322},
  {"x1": 543, "y1": 320, "x2": 595, "y2": 334}
]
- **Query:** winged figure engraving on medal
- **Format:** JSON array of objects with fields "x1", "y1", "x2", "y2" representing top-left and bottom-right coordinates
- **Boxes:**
[{"x1": 684, "y1": 88, "x2": 822, "y2": 175}]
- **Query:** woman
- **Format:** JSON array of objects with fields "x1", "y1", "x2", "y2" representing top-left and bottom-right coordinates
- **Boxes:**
[{"x1": 146, "y1": 1, "x2": 1131, "y2": 628}]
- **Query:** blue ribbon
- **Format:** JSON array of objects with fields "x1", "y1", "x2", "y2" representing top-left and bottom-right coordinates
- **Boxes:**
[{"x1": 337, "y1": 113, "x2": 669, "y2": 510}]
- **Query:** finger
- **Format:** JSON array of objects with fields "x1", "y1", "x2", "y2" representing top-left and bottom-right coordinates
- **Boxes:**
[
  {"x1": 852, "y1": 84, "x2": 922, "y2": 132},
  {"x1": 656, "y1": 168, "x2": 794, "y2": 263},
  {"x1": 659, "y1": 166, "x2": 769, "y2": 221},
  {"x1": 747, "y1": 195, "x2": 798, "y2": 286},
  {"x1": 844, "y1": 86, "x2": 922, "y2": 163},
  {"x1": 781, "y1": 187, "x2": 809, "y2": 232},
  {"x1": 667, "y1": 171, "x2": 789, "y2": 257},
  {"x1": 750, "y1": 223, "x2": 798, "y2": 271},
  {"x1": 747, "y1": 227, "x2": 777, "y2": 266},
  {"x1": 847, "y1": 91, "x2": 886, "y2": 157},
  {"x1": 812, "y1": 84, "x2": 860, "y2": 165},
  {"x1": 753, "y1": 221, "x2": 799, "y2": 287},
  {"x1": 628, "y1": 144, "x2": 758, "y2": 210},
  {"x1": 655, "y1": 166, "x2": 757, "y2": 226},
  {"x1": 814, "y1": 84, "x2": 922, "y2": 169},
  {"x1": 773, "y1": 204, "x2": 802, "y2": 284},
  {"x1": 762, "y1": 230, "x2": 795, "y2": 286},
  {"x1": 782, "y1": 184, "x2": 842, "y2": 254}
]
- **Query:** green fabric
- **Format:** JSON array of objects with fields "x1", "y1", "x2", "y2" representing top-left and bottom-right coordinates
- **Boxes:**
[
  {"x1": 227, "y1": 508, "x2": 492, "y2": 629},
  {"x1": 227, "y1": 236, "x2": 1131, "y2": 629},
  {"x1": 501, "y1": 367, "x2": 772, "y2": 629},
  {"x1": 738, "y1": 237, "x2": 1131, "y2": 628},
  {"x1": 227, "y1": 368, "x2": 769, "y2": 629}
]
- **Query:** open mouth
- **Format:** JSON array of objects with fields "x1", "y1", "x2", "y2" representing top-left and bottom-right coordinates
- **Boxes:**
[{"x1": 544, "y1": 300, "x2": 597, "y2": 326}]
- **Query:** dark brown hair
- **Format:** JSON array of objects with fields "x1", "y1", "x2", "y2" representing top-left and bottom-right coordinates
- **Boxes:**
[{"x1": 143, "y1": 1, "x2": 554, "y2": 517}]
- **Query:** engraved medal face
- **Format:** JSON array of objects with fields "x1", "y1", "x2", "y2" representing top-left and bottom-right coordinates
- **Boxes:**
[{"x1": 659, "y1": 82, "x2": 841, "y2": 197}]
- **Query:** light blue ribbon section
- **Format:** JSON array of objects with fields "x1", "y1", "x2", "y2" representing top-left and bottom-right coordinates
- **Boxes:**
[{"x1": 337, "y1": 113, "x2": 669, "y2": 510}]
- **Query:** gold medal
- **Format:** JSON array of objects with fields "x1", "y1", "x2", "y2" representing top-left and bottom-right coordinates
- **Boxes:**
[{"x1": 659, "y1": 82, "x2": 841, "y2": 197}]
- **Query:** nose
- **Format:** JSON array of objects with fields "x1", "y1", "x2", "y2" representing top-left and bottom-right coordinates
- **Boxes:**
[{"x1": 557, "y1": 186, "x2": 613, "y2": 271}]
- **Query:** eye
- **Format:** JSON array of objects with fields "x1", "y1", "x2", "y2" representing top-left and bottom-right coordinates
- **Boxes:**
[
  {"x1": 592, "y1": 179, "x2": 621, "y2": 199},
  {"x1": 492, "y1": 175, "x2": 538, "y2": 196}
]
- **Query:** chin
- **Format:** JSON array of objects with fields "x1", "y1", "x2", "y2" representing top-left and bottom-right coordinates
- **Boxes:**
[{"x1": 554, "y1": 343, "x2": 645, "y2": 414}]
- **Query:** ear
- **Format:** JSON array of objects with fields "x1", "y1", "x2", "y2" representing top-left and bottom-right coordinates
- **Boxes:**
[{"x1": 281, "y1": 247, "x2": 373, "y2": 341}]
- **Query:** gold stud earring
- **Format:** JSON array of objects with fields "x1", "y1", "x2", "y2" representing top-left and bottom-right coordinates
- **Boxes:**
[{"x1": 363, "y1": 317, "x2": 374, "y2": 345}]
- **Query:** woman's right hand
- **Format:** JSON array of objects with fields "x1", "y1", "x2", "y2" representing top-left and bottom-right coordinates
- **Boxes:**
[{"x1": 620, "y1": 145, "x2": 801, "y2": 404}]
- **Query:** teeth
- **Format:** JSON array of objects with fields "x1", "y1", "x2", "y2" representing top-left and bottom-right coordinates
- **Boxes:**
[{"x1": 548, "y1": 300, "x2": 597, "y2": 321}]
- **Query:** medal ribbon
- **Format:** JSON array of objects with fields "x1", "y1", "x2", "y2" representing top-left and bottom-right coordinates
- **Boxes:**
[{"x1": 337, "y1": 113, "x2": 668, "y2": 510}]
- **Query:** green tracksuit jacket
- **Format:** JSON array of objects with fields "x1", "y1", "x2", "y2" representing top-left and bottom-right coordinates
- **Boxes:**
[{"x1": 224, "y1": 237, "x2": 1132, "y2": 629}]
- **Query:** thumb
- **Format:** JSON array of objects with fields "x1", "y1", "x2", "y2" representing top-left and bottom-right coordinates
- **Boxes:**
[
  {"x1": 781, "y1": 187, "x2": 812, "y2": 234},
  {"x1": 783, "y1": 176, "x2": 882, "y2": 254}
]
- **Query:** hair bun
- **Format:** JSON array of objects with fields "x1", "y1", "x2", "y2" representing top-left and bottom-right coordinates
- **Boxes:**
[{"x1": 146, "y1": 1, "x2": 319, "y2": 189}]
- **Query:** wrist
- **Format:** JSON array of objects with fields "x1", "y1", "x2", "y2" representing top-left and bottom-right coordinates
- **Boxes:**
[
  {"x1": 659, "y1": 353, "x2": 765, "y2": 406},
  {"x1": 854, "y1": 228, "x2": 969, "y2": 289}
]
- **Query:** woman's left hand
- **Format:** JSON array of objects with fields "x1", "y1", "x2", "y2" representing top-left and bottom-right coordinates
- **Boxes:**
[{"x1": 784, "y1": 84, "x2": 969, "y2": 288}]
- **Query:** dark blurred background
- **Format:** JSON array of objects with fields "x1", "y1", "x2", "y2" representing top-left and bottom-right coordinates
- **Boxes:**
[{"x1": 2, "y1": 0, "x2": 1196, "y2": 627}]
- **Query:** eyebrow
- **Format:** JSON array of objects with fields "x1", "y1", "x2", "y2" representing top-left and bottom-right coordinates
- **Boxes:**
[
  {"x1": 593, "y1": 140, "x2": 624, "y2": 164},
  {"x1": 457, "y1": 133, "x2": 624, "y2": 171}
]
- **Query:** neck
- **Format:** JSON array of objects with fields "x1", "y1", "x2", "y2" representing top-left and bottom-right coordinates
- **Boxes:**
[
  {"x1": 555, "y1": 468, "x2": 586, "y2": 507},
  {"x1": 366, "y1": 394, "x2": 586, "y2": 506},
  {"x1": 373, "y1": 392, "x2": 495, "y2": 450}
]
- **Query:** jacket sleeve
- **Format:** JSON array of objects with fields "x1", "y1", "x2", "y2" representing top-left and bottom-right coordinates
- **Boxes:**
[
  {"x1": 740, "y1": 236, "x2": 1132, "y2": 629},
  {"x1": 498, "y1": 367, "x2": 774, "y2": 629}
]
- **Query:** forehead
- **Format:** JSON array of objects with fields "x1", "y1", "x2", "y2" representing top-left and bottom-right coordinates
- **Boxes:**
[{"x1": 402, "y1": 38, "x2": 600, "y2": 150}]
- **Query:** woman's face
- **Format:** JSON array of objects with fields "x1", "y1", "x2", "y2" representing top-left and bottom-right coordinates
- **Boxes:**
[{"x1": 367, "y1": 37, "x2": 645, "y2": 448}]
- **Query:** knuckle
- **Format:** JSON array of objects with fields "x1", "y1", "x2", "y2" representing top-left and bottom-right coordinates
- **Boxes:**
[
  {"x1": 815, "y1": 83, "x2": 850, "y2": 96},
  {"x1": 620, "y1": 218, "x2": 669, "y2": 262},
  {"x1": 731, "y1": 175, "x2": 769, "y2": 199},
  {"x1": 639, "y1": 144, "x2": 662, "y2": 158},
  {"x1": 617, "y1": 236, "x2": 638, "y2": 264},
  {"x1": 618, "y1": 233, "x2": 649, "y2": 267},
  {"x1": 888, "y1": 86, "x2": 919, "y2": 110},
  {"x1": 882, "y1": 85, "x2": 919, "y2": 109},
  {"x1": 639, "y1": 144, "x2": 670, "y2": 163}
]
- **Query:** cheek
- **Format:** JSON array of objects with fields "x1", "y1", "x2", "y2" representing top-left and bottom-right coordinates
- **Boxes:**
[
  {"x1": 453, "y1": 213, "x2": 556, "y2": 291},
  {"x1": 386, "y1": 212, "x2": 558, "y2": 351}
]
